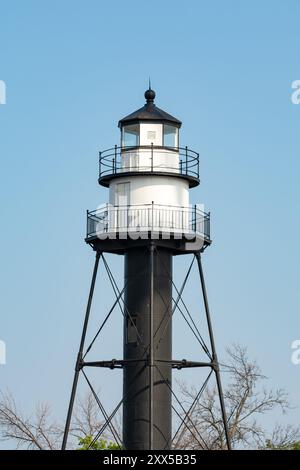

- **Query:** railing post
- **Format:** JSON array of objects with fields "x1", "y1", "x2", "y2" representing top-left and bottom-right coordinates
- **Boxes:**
[
  {"x1": 194, "y1": 205, "x2": 197, "y2": 232},
  {"x1": 185, "y1": 146, "x2": 188, "y2": 175},
  {"x1": 99, "y1": 151, "x2": 102, "y2": 178},
  {"x1": 86, "y1": 209, "x2": 89, "y2": 237},
  {"x1": 207, "y1": 211, "x2": 210, "y2": 240},
  {"x1": 151, "y1": 142, "x2": 154, "y2": 172},
  {"x1": 106, "y1": 203, "x2": 109, "y2": 233},
  {"x1": 151, "y1": 200, "x2": 154, "y2": 232},
  {"x1": 197, "y1": 153, "x2": 199, "y2": 179},
  {"x1": 114, "y1": 145, "x2": 117, "y2": 173}
]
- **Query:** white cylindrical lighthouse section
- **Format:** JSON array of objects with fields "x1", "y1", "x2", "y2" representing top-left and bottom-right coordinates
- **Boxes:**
[
  {"x1": 109, "y1": 175, "x2": 189, "y2": 207},
  {"x1": 108, "y1": 175, "x2": 190, "y2": 235}
]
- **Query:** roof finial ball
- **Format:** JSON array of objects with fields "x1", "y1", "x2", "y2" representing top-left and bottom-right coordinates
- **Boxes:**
[{"x1": 144, "y1": 87, "x2": 156, "y2": 104}]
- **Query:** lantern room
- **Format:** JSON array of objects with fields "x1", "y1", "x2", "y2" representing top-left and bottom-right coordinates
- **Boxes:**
[{"x1": 119, "y1": 88, "x2": 181, "y2": 148}]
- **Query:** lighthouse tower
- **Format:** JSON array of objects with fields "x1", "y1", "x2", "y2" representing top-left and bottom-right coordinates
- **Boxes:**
[{"x1": 62, "y1": 87, "x2": 231, "y2": 451}]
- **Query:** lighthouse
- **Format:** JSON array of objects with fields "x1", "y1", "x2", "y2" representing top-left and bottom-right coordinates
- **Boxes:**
[{"x1": 62, "y1": 87, "x2": 231, "y2": 451}]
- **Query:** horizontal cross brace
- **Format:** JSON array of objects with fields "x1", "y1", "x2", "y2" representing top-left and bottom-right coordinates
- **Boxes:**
[{"x1": 81, "y1": 359, "x2": 216, "y2": 370}]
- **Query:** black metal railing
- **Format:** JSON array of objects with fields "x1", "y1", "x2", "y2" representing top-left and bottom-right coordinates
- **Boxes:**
[
  {"x1": 86, "y1": 203, "x2": 210, "y2": 241},
  {"x1": 98, "y1": 145, "x2": 200, "y2": 180}
]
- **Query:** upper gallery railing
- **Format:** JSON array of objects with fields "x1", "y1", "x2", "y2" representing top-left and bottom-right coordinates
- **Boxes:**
[{"x1": 98, "y1": 145, "x2": 200, "y2": 180}]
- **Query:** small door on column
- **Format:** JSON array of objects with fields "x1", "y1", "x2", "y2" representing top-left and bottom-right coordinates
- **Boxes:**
[{"x1": 115, "y1": 182, "x2": 130, "y2": 230}]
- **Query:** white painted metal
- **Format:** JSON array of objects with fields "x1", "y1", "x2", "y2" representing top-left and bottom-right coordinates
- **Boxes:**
[
  {"x1": 109, "y1": 176, "x2": 189, "y2": 207},
  {"x1": 139, "y1": 123, "x2": 163, "y2": 146},
  {"x1": 121, "y1": 148, "x2": 180, "y2": 174}
]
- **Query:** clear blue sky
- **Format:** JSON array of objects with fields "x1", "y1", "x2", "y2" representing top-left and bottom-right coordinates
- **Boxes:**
[{"x1": 0, "y1": 0, "x2": 300, "y2": 448}]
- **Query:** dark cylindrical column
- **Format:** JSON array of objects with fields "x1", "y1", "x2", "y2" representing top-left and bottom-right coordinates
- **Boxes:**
[{"x1": 123, "y1": 245, "x2": 172, "y2": 450}]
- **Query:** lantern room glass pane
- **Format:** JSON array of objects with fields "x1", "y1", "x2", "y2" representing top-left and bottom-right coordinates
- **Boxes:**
[
  {"x1": 163, "y1": 125, "x2": 178, "y2": 147},
  {"x1": 122, "y1": 124, "x2": 139, "y2": 147}
]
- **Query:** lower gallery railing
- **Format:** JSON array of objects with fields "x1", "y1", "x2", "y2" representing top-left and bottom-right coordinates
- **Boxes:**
[{"x1": 86, "y1": 204, "x2": 210, "y2": 241}]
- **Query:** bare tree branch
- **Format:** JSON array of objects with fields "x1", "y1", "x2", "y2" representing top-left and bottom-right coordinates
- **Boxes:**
[
  {"x1": 0, "y1": 389, "x2": 120, "y2": 449},
  {"x1": 176, "y1": 344, "x2": 297, "y2": 450}
]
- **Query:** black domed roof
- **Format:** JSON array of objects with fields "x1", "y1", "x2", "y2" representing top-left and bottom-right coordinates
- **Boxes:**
[{"x1": 118, "y1": 88, "x2": 182, "y2": 128}]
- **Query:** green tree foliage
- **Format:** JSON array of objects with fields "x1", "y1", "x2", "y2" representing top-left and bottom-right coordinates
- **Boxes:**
[
  {"x1": 265, "y1": 439, "x2": 300, "y2": 450},
  {"x1": 77, "y1": 435, "x2": 121, "y2": 450}
]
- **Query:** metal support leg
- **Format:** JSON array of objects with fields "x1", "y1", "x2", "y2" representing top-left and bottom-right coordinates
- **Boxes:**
[
  {"x1": 61, "y1": 251, "x2": 101, "y2": 450},
  {"x1": 195, "y1": 252, "x2": 231, "y2": 450}
]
